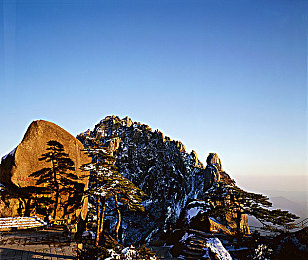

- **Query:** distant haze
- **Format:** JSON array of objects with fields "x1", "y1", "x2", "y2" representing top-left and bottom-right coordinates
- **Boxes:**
[
  {"x1": 234, "y1": 175, "x2": 307, "y2": 193},
  {"x1": 235, "y1": 175, "x2": 308, "y2": 220}
]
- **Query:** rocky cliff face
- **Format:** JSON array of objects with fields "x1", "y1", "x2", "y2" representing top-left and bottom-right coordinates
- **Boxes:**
[
  {"x1": 78, "y1": 115, "x2": 249, "y2": 243},
  {"x1": 0, "y1": 120, "x2": 90, "y2": 219}
]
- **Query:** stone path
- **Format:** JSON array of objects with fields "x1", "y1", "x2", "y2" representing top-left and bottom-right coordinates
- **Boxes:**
[{"x1": 0, "y1": 227, "x2": 76, "y2": 260}]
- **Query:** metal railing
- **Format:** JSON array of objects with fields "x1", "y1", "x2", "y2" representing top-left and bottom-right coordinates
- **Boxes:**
[
  {"x1": 285, "y1": 217, "x2": 308, "y2": 230},
  {"x1": 248, "y1": 218, "x2": 308, "y2": 236}
]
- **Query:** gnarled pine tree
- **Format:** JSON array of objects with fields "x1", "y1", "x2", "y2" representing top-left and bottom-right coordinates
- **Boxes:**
[
  {"x1": 81, "y1": 136, "x2": 145, "y2": 245},
  {"x1": 30, "y1": 140, "x2": 79, "y2": 219},
  {"x1": 204, "y1": 173, "x2": 299, "y2": 236}
]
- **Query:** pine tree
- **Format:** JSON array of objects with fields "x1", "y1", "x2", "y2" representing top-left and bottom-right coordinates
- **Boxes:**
[
  {"x1": 81, "y1": 136, "x2": 145, "y2": 245},
  {"x1": 30, "y1": 140, "x2": 80, "y2": 219},
  {"x1": 226, "y1": 184, "x2": 298, "y2": 233},
  {"x1": 81, "y1": 137, "x2": 115, "y2": 246},
  {"x1": 204, "y1": 175, "x2": 299, "y2": 235},
  {"x1": 110, "y1": 173, "x2": 145, "y2": 242}
]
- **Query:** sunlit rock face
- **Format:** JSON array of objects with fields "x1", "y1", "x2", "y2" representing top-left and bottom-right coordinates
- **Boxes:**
[
  {"x1": 177, "y1": 153, "x2": 250, "y2": 236},
  {"x1": 204, "y1": 153, "x2": 222, "y2": 190},
  {"x1": 0, "y1": 120, "x2": 90, "y2": 219}
]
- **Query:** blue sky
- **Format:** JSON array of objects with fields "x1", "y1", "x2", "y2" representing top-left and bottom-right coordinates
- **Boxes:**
[{"x1": 0, "y1": 0, "x2": 307, "y2": 191}]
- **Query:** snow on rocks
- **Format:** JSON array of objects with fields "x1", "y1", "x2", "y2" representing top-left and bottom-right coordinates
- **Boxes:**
[
  {"x1": 105, "y1": 249, "x2": 121, "y2": 260},
  {"x1": 184, "y1": 200, "x2": 211, "y2": 224},
  {"x1": 82, "y1": 230, "x2": 95, "y2": 240},
  {"x1": 77, "y1": 115, "x2": 209, "y2": 244},
  {"x1": 179, "y1": 232, "x2": 194, "y2": 243},
  {"x1": 253, "y1": 244, "x2": 272, "y2": 260},
  {"x1": 202, "y1": 237, "x2": 232, "y2": 260},
  {"x1": 169, "y1": 229, "x2": 232, "y2": 260},
  {"x1": 186, "y1": 207, "x2": 203, "y2": 223},
  {"x1": 105, "y1": 246, "x2": 158, "y2": 260}
]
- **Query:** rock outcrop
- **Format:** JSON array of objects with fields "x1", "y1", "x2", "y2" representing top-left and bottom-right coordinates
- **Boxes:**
[
  {"x1": 78, "y1": 115, "x2": 250, "y2": 244},
  {"x1": 204, "y1": 153, "x2": 222, "y2": 190},
  {"x1": 0, "y1": 120, "x2": 90, "y2": 220},
  {"x1": 78, "y1": 116, "x2": 209, "y2": 243},
  {"x1": 168, "y1": 229, "x2": 232, "y2": 260}
]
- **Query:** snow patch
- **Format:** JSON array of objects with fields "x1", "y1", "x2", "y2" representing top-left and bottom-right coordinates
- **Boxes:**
[
  {"x1": 106, "y1": 246, "x2": 157, "y2": 260},
  {"x1": 253, "y1": 244, "x2": 271, "y2": 260},
  {"x1": 179, "y1": 232, "x2": 194, "y2": 243},
  {"x1": 82, "y1": 230, "x2": 95, "y2": 239},
  {"x1": 203, "y1": 237, "x2": 232, "y2": 260},
  {"x1": 186, "y1": 207, "x2": 203, "y2": 221}
]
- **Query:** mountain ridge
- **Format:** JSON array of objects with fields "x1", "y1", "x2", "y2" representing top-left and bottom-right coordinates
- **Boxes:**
[{"x1": 77, "y1": 115, "x2": 248, "y2": 244}]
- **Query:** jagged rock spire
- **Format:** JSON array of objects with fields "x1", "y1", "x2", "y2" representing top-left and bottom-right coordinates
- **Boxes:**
[{"x1": 204, "y1": 153, "x2": 223, "y2": 190}]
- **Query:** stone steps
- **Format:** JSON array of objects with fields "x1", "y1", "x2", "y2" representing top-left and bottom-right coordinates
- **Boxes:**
[
  {"x1": 169, "y1": 229, "x2": 232, "y2": 259},
  {"x1": 178, "y1": 230, "x2": 211, "y2": 259}
]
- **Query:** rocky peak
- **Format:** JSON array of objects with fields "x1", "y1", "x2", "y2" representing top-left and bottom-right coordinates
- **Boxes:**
[
  {"x1": 78, "y1": 115, "x2": 250, "y2": 244},
  {"x1": 77, "y1": 115, "x2": 211, "y2": 243},
  {"x1": 206, "y1": 153, "x2": 223, "y2": 172},
  {"x1": 190, "y1": 150, "x2": 204, "y2": 168}
]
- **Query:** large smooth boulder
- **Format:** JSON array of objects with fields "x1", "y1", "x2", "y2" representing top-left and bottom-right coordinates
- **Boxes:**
[{"x1": 0, "y1": 120, "x2": 90, "y2": 219}]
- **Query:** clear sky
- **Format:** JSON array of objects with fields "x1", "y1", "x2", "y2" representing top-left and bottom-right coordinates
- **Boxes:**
[{"x1": 0, "y1": 0, "x2": 307, "y2": 192}]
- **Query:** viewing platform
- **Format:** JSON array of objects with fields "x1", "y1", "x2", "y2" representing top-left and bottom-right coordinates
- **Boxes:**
[
  {"x1": 0, "y1": 226, "x2": 76, "y2": 259},
  {"x1": 0, "y1": 217, "x2": 47, "y2": 231}
]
